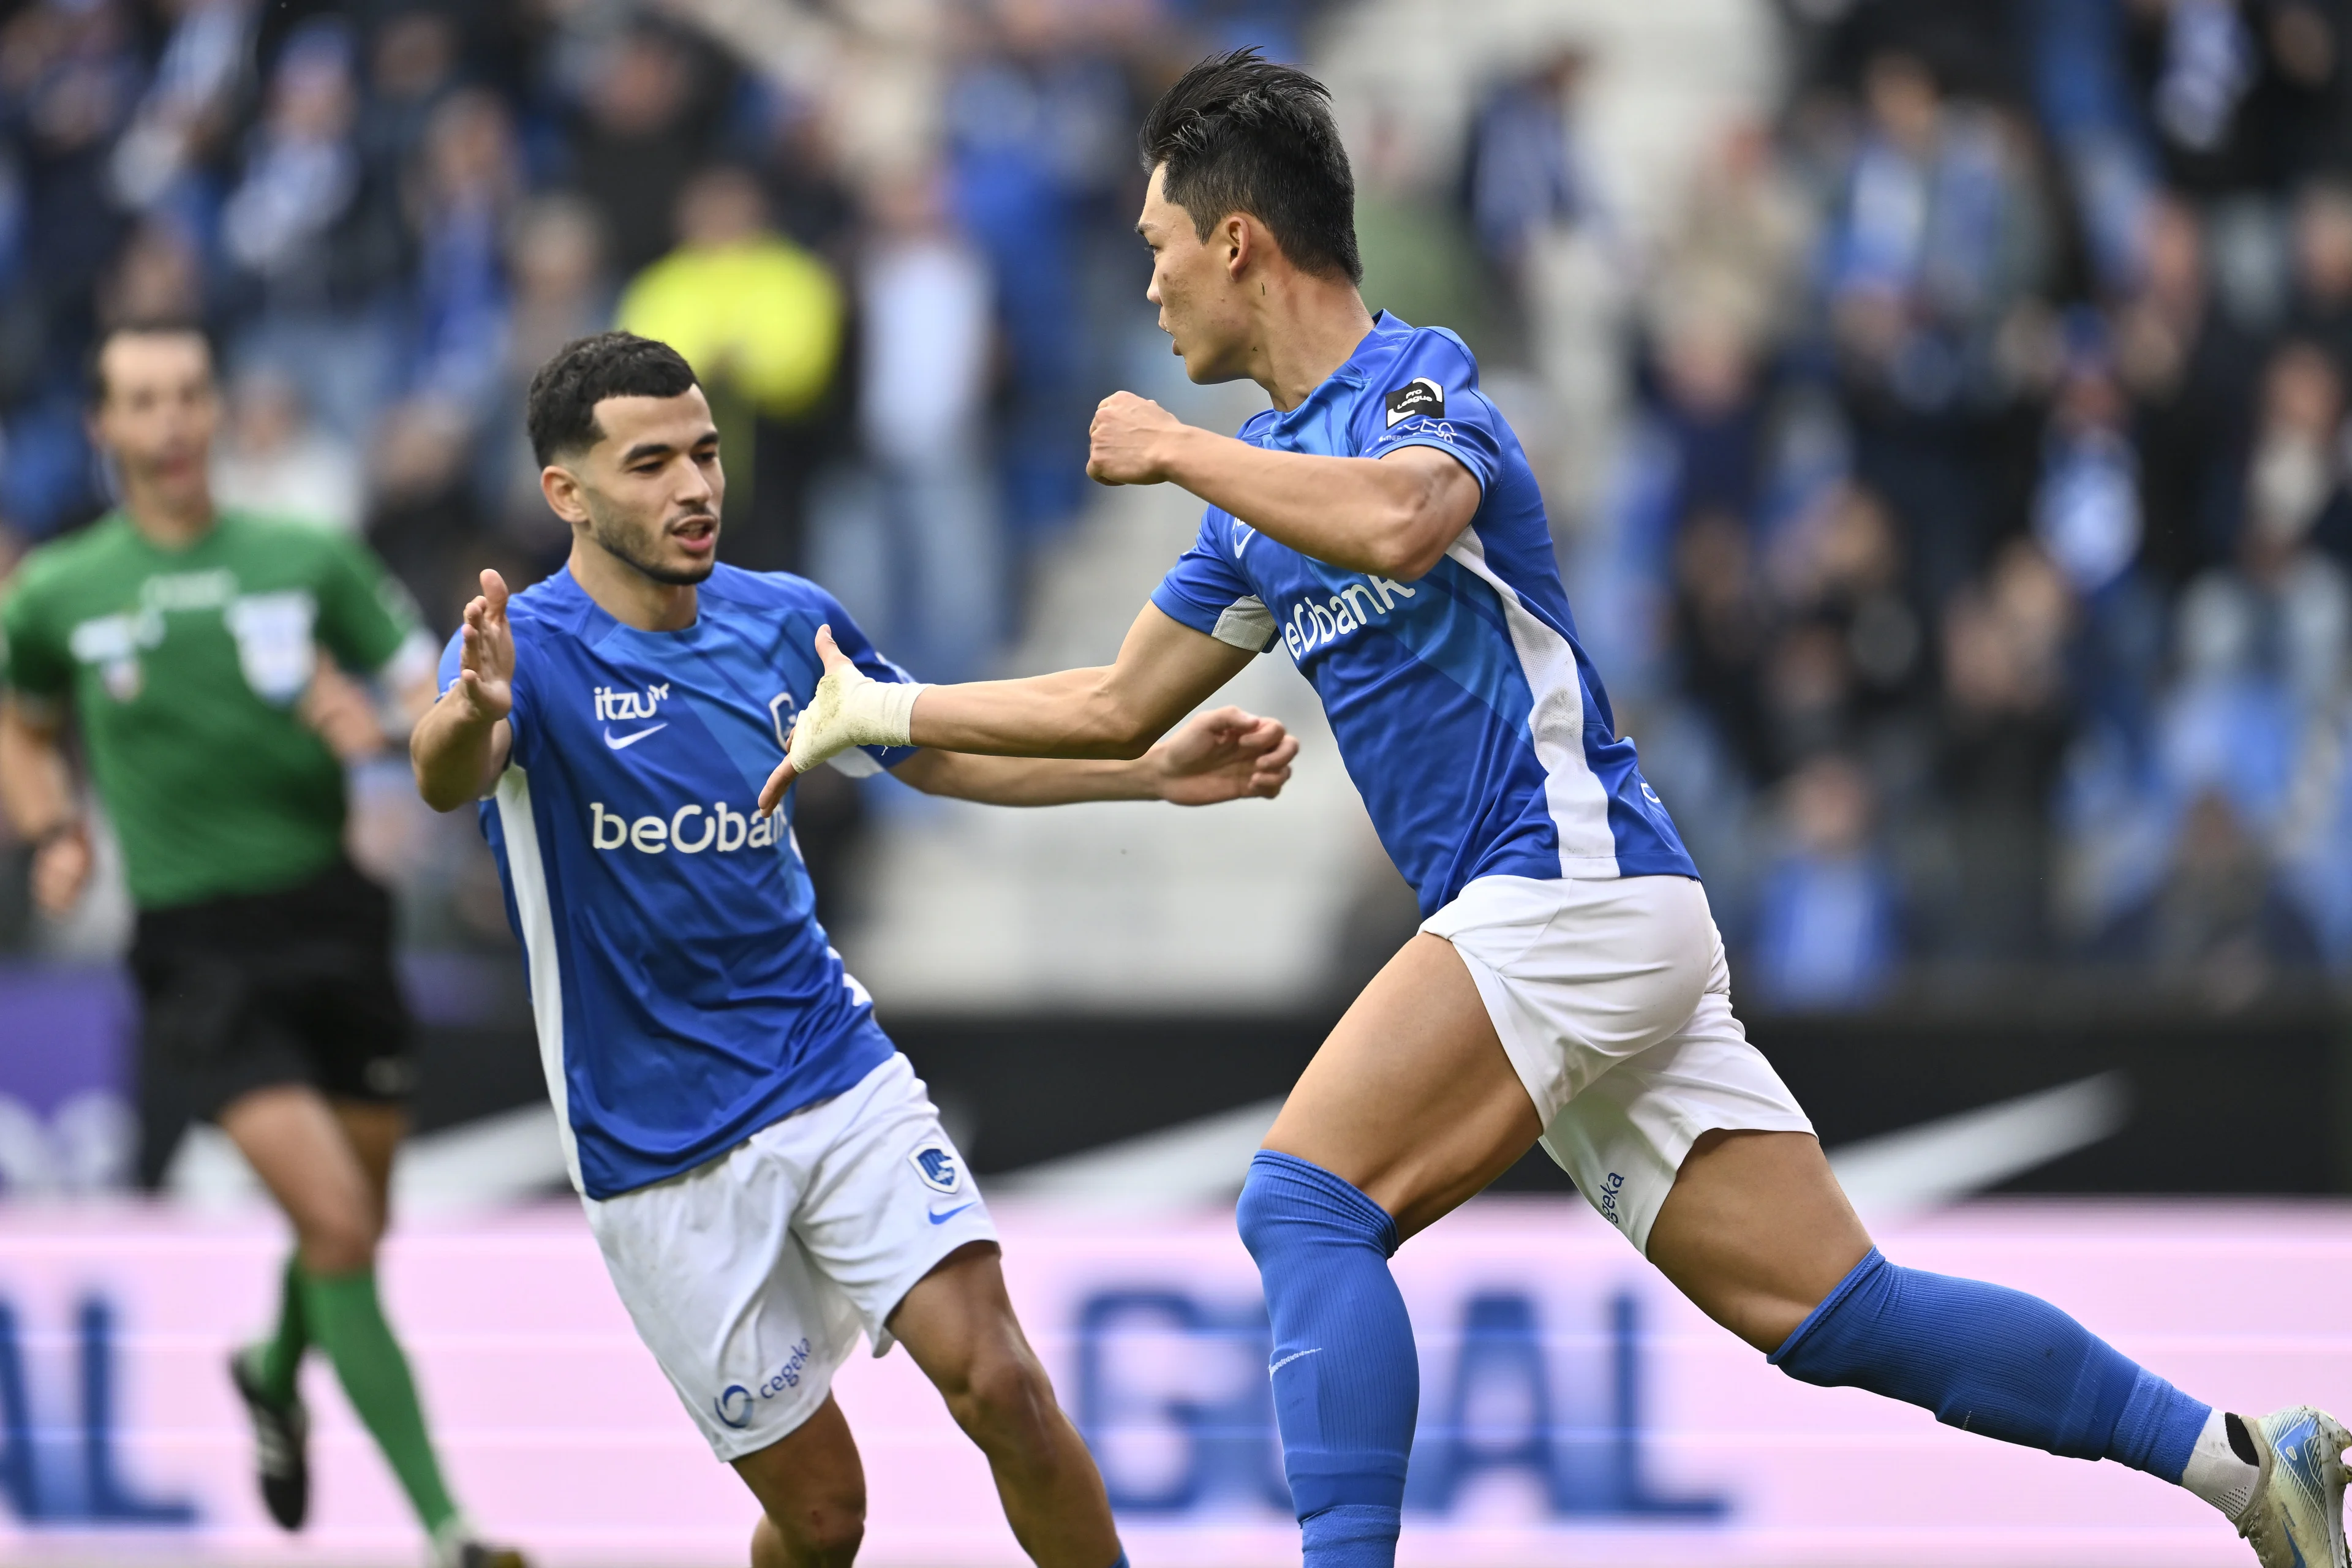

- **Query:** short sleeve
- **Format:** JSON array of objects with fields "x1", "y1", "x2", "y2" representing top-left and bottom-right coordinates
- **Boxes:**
[
  {"x1": 0, "y1": 571, "x2": 70, "y2": 716},
  {"x1": 808, "y1": 591, "x2": 919, "y2": 777},
  {"x1": 1149, "y1": 507, "x2": 1276, "y2": 654},
  {"x1": 1355, "y1": 331, "x2": 1504, "y2": 496},
  {"x1": 316, "y1": 533, "x2": 425, "y2": 677}
]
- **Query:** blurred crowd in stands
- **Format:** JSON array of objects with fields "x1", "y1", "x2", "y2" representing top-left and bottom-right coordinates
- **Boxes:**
[
  {"x1": 7, "y1": 0, "x2": 2352, "y2": 1009},
  {"x1": 1520, "y1": 0, "x2": 2352, "y2": 1009},
  {"x1": 0, "y1": 0, "x2": 1319, "y2": 953},
  {"x1": 0, "y1": 0, "x2": 1325, "y2": 645}
]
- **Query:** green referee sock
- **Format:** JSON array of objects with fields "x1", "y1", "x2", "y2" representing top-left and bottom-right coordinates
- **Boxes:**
[
  {"x1": 298, "y1": 1266, "x2": 459, "y2": 1535},
  {"x1": 252, "y1": 1251, "x2": 309, "y2": 1404}
]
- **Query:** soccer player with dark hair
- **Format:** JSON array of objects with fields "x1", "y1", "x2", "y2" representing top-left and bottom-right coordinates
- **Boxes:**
[
  {"x1": 0, "y1": 323, "x2": 522, "y2": 1566},
  {"x1": 410, "y1": 329, "x2": 1295, "y2": 1568},
  {"x1": 769, "y1": 49, "x2": 2349, "y2": 1568}
]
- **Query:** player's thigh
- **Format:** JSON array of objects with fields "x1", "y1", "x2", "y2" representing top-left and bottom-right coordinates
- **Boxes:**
[
  {"x1": 584, "y1": 1138, "x2": 865, "y2": 1462},
  {"x1": 1532, "y1": 973, "x2": 1865, "y2": 1349},
  {"x1": 1646, "y1": 1129, "x2": 1874, "y2": 1354},
  {"x1": 787, "y1": 1055, "x2": 1000, "y2": 1357},
  {"x1": 732, "y1": 1393, "x2": 865, "y2": 1557},
  {"x1": 1262, "y1": 932, "x2": 1540, "y2": 1239},
  {"x1": 218, "y1": 1084, "x2": 381, "y2": 1268}
]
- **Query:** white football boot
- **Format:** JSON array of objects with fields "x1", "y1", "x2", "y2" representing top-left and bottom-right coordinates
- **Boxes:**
[{"x1": 2232, "y1": 1406, "x2": 2351, "y2": 1568}]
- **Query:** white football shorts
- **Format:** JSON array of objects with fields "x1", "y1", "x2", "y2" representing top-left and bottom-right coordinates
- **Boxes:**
[
  {"x1": 1422, "y1": 873, "x2": 1814, "y2": 1256},
  {"x1": 581, "y1": 1052, "x2": 997, "y2": 1461}
]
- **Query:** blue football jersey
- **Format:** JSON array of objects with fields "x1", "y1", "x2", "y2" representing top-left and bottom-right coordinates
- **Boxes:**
[
  {"x1": 1152, "y1": 312, "x2": 1696, "y2": 915},
  {"x1": 440, "y1": 565, "x2": 916, "y2": 1200}
]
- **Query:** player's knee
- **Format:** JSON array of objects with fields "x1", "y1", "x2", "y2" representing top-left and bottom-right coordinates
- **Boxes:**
[
  {"x1": 1237, "y1": 1149, "x2": 1396, "y2": 1268},
  {"x1": 295, "y1": 1208, "x2": 380, "y2": 1275},
  {"x1": 1235, "y1": 1160, "x2": 1284, "y2": 1260},
  {"x1": 756, "y1": 1498, "x2": 864, "y2": 1568},
  {"x1": 942, "y1": 1342, "x2": 1057, "y2": 1457}
]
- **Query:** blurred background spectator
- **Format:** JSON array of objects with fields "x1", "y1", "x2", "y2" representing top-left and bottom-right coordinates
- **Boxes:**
[
  {"x1": 4, "y1": 0, "x2": 2352, "y2": 1022},
  {"x1": 616, "y1": 162, "x2": 842, "y2": 573},
  {"x1": 1751, "y1": 751, "x2": 1903, "y2": 1008}
]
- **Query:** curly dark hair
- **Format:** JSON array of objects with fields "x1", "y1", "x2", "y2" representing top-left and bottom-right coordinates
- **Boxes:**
[
  {"x1": 524, "y1": 331, "x2": 699, "y2": 466},
  {"x1": 1137, "y1": 47, "x2": 1361, "y2": 285}
]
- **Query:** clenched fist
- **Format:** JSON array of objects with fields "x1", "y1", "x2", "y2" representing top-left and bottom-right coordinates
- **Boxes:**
[{"x1": 1086, "y1": 391, "x2": 1189, "y2": 486}]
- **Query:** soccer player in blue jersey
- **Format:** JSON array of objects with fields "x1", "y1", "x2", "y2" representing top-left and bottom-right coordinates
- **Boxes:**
[
  {"x1": 766, "y1": 50, "x2": 2350, "y2": 1568},
  {"x1": 410, "y1": 331, "x2": 1297, "y2": 1568}
]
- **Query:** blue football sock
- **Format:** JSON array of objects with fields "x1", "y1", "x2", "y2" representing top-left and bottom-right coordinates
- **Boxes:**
[
  {"x1": 1773, "y1": 1249, "x2": 2209, "y2": 1480},
  {"x1": 1300, "y1": 1504, "x2": 1402, "y2": 1568},
  {"x1": 1237, "y1": 1151, "x2": 1415, "y2": 1568}
]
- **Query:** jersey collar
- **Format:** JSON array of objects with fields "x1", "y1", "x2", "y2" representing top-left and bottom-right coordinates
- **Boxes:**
[
  {"x1": 556, "y1": 563, "x2": 742, "y2": 651},
  {"x1": 1257, "y1": 310, "x2": 1414, "y2": 437}
]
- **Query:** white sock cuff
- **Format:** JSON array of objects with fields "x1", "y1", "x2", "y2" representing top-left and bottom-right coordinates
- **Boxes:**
[{"x1": 2179, "y1": 1408, "x2": 2260, "y2": 1520}]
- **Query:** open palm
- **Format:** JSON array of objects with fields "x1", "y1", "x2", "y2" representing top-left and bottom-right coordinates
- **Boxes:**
[{"x1": 452, "y1": 568, "x2": 515, "y2": 723}]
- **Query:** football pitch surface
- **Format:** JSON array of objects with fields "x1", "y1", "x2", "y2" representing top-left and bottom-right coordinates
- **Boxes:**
[{"x1": 0, "y1": 1197, "x2": 2339, "y2": 1566}]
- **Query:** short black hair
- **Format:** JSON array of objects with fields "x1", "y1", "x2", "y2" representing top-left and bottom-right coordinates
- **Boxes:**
[
  {"x1": 1139, "y1": 47, "x2": 1361, "y2": 285},
  {"x1": 86, "y1": 320, "x2": 213, "y2": 408},
  {"x1": 525, "y1": 331, "x2": 699, "y2": 466}
]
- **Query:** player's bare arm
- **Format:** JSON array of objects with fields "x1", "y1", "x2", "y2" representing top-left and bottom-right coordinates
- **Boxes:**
[
  {"x1": 759, "y1": 603, "x2": 1254, "y2": 811},
  {"x1": 300, "y1": 658, "x2": 391, "y2": 763},
  {"x1": 889, "y1": 704, "x2": 1297, "y2": 808},
  {"x1": 1087, "y1": 392, "x2": 1480, "y2": 579},
  {"x1": 0, "y1": 695, "x2": 91, "y2": 914},
  {"x1": 411, "y1": 569, "x2": 517, "y2": 812},
  {"x1": 300, "y1": 647, "x2": 440, "y2": 766}
]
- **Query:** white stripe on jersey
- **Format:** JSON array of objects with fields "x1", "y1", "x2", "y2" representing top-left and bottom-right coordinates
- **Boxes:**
[
  {"x1": 494, "y1": 764, "x2": 585, "y2": 1191},
  {"x1": 1444, "y1": 528, "x2": 1622, "y2": 876}
]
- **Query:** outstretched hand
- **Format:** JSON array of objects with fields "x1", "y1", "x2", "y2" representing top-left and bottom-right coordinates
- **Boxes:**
[
  {"x1": 450, "y1": 569, "x2": 514, "y2": 725},
  {"x1": 757, "y1": 625, "x2": 862, "y2": 814},
  {"x1": 1147, "y1": 706, "x2": 1298, "y2": 805}
]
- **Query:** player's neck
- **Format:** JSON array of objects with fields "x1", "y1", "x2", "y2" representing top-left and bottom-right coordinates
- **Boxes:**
[
  {"x1": 1250, "y1": 278, "x2": 1378, "y2": 412},
  {"x1": 568, "y1": 537, "x2": 699, "y2": 632},
  {"x1": 118, "y1": 479, "x2": 216, "y2": 551}
]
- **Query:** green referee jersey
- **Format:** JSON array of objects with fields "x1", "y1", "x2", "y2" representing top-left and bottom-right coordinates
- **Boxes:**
[{"x1": 0, "y1": 510, "x2": 424, "y2": 910}]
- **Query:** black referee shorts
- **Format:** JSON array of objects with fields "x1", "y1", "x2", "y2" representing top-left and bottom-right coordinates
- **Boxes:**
[{"x1": 129, "y1": 858, "x2": 413, "y2": 1121}]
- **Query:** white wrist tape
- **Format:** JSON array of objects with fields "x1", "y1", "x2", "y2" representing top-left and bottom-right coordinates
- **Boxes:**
[{"x1": 788, "y1": 666, "x2": 928, "y2": 772}]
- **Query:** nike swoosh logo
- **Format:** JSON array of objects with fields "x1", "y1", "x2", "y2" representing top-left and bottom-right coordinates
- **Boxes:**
[
  {"x1": 927, "y1": 1202, "x2": 978, "y2": 1226},
  {"x1": 603, "y1": 723, "x2": 667, "y2": 750},
  {"x1": 1269, "y1": 1347, "x2": 1321, "y2": 1374}
]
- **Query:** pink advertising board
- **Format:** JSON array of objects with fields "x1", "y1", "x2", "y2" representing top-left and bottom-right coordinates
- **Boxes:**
[{"x1": 0, "y1": 1197, "x2": 2342, "y2": 1565}]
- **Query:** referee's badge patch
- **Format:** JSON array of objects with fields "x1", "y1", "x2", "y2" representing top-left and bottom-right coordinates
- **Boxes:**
[
  {"x1": 909, "y1": 1143, "x2": 964, "y2": 1195},
  {"x1": 1385, "y1": 377, "x2": 1444, "y2": 427}
]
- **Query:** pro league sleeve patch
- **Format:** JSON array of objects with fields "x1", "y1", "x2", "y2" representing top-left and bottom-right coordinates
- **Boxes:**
[{"x1": 1384, "y1": 376, "x2": 1444, "y2": 428}]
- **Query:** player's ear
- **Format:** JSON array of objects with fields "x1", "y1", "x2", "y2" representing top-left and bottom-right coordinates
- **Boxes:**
[
  {"x1": 1224, "y1": 213, "x2": 1251, "y2": 279},
  {"x1": 539, "y1": 463, "x2": 589, "y2": 526}
]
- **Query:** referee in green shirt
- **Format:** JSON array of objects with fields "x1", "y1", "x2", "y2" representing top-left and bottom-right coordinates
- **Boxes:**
[{"x1": 0, "y1": 322, "x2": 523, "y2": 1567}]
